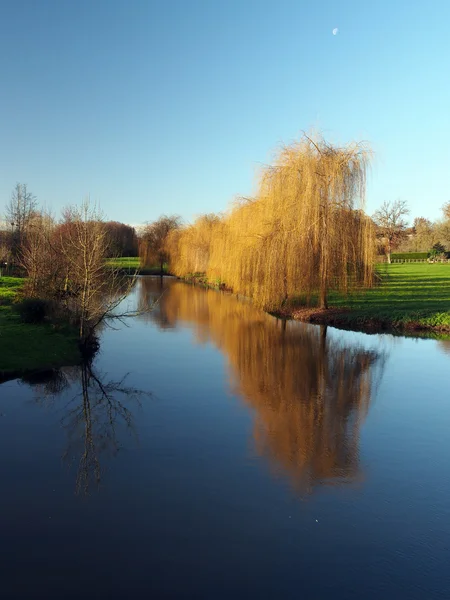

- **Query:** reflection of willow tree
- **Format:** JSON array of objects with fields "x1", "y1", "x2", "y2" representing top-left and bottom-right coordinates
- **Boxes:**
[
  {"x1": 246, "y1": 326, "x2": 379, "y2": 489},
  {"x1": 438, "y1": 340, "x2": 450, "y2": 355},
  {"x1": 140, "y1": 278, "x2": 385, "y2": 490},
  {"x1": 26, "y1": 362, "x2": 148, "y2": 495}
]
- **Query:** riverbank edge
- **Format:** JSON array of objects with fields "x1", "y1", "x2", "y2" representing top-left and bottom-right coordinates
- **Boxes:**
[
  {"x1": 0, "y1": 278, "x2": 83, "y2": 382},
  {"x1": 272, "y1": 306, "x2": 450, "y2": 336},
  {"x1": 112, "y1": 267, "x2": 170, "y2": 276},
  {"x1": 175, "y1": 275, "x2": 450, "y2": 338},
  {"x1": 0, "y1": 344, "x2": 82, "y2": 384},
  {"x1": 0, "y1": 361, "x2": 77, "y2": 385},
  {"x1": 0, "y1": 326, "x2": 83, "y2": 384}
]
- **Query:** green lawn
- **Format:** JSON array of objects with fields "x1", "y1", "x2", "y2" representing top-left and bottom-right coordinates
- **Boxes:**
[
  {"x1": 327, "y1": 263, "x2": 450, "y2": 329},
  {"x1": 0, "y1": 277, "x2": 81, "y2": 379},
  {"x1": 106, "y1": 256, "x2": 140, "y2": 269},
  {"x1": 106, "y1": 256, "x2": 169, "y2": 274}
]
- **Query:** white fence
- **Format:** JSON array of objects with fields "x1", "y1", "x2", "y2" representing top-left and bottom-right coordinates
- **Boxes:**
[{"x1": 390, "y1": 258, "x2": 450, "y2": 264}]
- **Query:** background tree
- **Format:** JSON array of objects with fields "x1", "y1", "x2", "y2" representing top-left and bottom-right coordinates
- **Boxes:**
[
  {"x1": 0, "y1": 229, "x2": 12, "y2": 271},
  {"x1": 372, "y1": 200, "x2": 410, "y2": 263},
  {"x1": 18, "y1": 211, "x2": 56, "y2": 296},
  {"x1": 139, "y1": 215, "x2": 181, "y2": 272},
  {"x1": 5, "y1": 183, "x2": 38, "y2": 260},
  {"x1": 397, "y1": 217, "x2": 435, "y2": 252},
  {"x1": 412, "y1": 217, "x2": 434, "y2": 252},
  {"x1": 104, "y1": 221, "x2": 138, "y2": 257},
  {"x1": 434, "y1": 203, "x2": 450, "y2": 250}
]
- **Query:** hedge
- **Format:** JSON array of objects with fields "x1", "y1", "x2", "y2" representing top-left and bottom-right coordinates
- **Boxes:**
[{"x1": 391, "y1": 252, "x2": 429, "y2": 260}]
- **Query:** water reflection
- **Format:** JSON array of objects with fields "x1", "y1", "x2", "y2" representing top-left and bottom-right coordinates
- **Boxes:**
[
  {"x1": 438, "y1": 339, "x2": 450, "y2": 355},
  {"x1": 23, "y1": 362, "x2": 148, "y2": 494},
  {"x1": 138, "y1": 277, "x2": 385, "y2": 491}
]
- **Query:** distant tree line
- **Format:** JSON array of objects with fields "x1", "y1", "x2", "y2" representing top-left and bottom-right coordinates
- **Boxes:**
[
  {"x1": 1, "y1": 185, "x2": 138, "y2": 272},
  {"x1": 103, "y1": 221, "x2": 138, "y2": 257}
]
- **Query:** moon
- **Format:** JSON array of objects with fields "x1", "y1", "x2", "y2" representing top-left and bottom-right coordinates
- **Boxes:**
[{"x1": 332, "y1": 28, "x2": 338, "y2": 35}]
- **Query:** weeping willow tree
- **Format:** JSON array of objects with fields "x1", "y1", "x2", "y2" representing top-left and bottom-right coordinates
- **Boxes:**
[
  {"x1": 167, "y1": 134, "x2": 375, "y2": 311},
  {"x1": 166, "y1": 213, "x2": 223, "y2": 276}
]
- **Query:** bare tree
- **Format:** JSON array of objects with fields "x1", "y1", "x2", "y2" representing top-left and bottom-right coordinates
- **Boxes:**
[
  {"x1": 373, "y1": 200, "x2": 410, "y2": 263},
  {"x1": 58, "y1": 200, "x2": 137, "y2": 341},
  {"x1": 139, "y1": 215, "x2": 181, "y2": 273},
  {"x1": 5, "y1": 183, "x2": 38, "y2": 259},
  {"x1": 18, "y1": 211, "x2": 56, "y2": 296}
]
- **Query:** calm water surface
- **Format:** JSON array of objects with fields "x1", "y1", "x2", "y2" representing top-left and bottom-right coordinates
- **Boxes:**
[{"x1": 1, "y1": 277, "x2": 450, "y2": 599}]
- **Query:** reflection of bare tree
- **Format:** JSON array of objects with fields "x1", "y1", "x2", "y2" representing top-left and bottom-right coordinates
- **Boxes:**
[
  {"x1": 143, "y1": 279, "x2": 386, "y2": 491},
  {"x1": 25, "y1": 362, "x2": 149, "y2": 495}
]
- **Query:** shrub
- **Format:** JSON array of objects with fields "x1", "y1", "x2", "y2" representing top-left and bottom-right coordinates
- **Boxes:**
[
  {"x1": 431, "y1": 242, "x2": 446, "y2": 255},
  {"x1": 16, "y1": 298, "x2": 49, "y2": 324}
]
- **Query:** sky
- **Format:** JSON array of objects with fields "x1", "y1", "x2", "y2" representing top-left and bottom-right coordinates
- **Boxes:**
[{"x1": 1, "y1": 0, "x2": 449, "y2": 226}]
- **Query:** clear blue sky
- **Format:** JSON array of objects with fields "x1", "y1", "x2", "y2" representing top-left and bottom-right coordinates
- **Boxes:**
[{"x1": 1, "y1": 0, "x2": 449, "y2": 226}]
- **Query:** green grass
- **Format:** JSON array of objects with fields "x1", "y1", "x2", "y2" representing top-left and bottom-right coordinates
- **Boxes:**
[
  {"x1": 326, "y1": 263, "x2": 450, "y2": 330},
  {"x1": 0, "y1": 277, "x2": 81, "y2": 379},
  {"x1": 0, "y1": 277, "x2": 23, "y2": 306},
  {"x1": 106, "y1": 256, "x2": 140, "y2": 269},
  {"x1": 106, "y1": 256, "x2": 169, "y2": 275}
]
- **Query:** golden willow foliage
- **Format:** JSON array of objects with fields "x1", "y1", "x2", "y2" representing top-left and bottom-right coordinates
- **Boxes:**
[
  {"x1": 167, "y1": 135, "x2": 375, "y2": 310},
  {"x1": 165, "y1": 213, "x2": 223, "y2": 276},
  {"x1": 137, "y1": 278, "x2": 383, "y2": 491}
]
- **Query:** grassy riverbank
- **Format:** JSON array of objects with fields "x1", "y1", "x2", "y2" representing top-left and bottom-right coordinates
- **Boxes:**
[
  {"x1": 287, "y1": 264, "x2": 450, "y2": 333},
  {"x1": 106, "y1": 256, "x2": 169, "y2": 275},
  {"x1": 0, "y1": 277, "x2": 81, "y2": 381}
]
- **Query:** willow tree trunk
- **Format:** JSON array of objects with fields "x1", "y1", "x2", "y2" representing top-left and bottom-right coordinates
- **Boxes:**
[
  {"x1": 319, "y1": 285, "x2": 328, "y2": 310},
  {"x1": 319, "y1": 206, "x2": 329, "y2": 310}
]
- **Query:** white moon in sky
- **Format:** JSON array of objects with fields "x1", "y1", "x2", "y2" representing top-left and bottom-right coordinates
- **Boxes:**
[{"x1": 332, "y1": 28, "x2": 338, "y2": 35}]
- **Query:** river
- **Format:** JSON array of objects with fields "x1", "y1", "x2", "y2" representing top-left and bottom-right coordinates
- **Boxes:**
[{"x1": 1, "y1": 276, "x2": 449, "y2": 599}]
